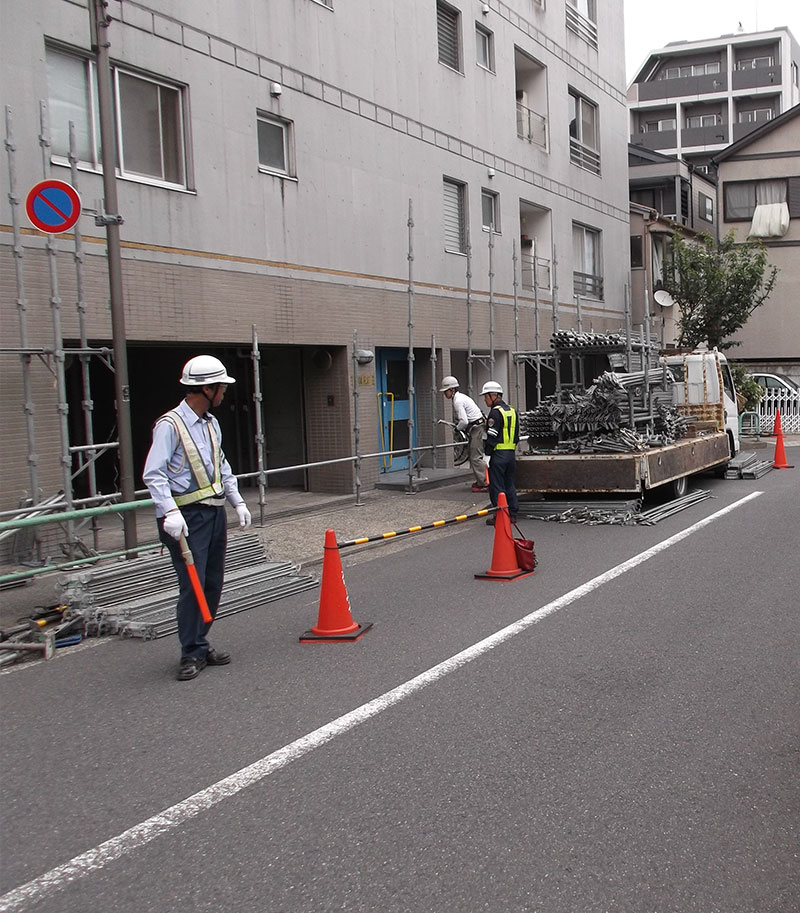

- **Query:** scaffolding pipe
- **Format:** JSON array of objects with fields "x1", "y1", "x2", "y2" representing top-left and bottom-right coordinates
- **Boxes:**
[
  {"x1": 251, "y1": 325, "x2": 268, "y2": 525},
  {"x1": 39, "y1": 101, "x2": 77, "y2": 555},
  {"x1": 4, "y1": 106, "x2": 40, "y2": 522},
  {"x1": 466, "y1": 241, "x2": 473, "y2": 397},
  {"x1": 406, "y1": 198, "x2": 416, "y2": 492},
  {"x1": 69, "y1": 120, "x2": 102, "y2": 551},
  {"x1": 624, "y1": 283, "x2": 633, "y2": 372},
  {"x1": 488, "y1": 224, "x2": 495, "y2": 371},
  {"x1": 533, "y1": 239, "x2": 542, "y2": 405},
  {"x1": 430, "y1": 335, "x2": 438, "y2": 469},
  {"x1": 512, "y1": 239, "x2": 520, "y2": 408},
  {"x1": 90, "y1": 0, "x2": 137, "y2": 553},
  {"x1": 352, "y1": 331, "x2": 363, "y2": 506}
]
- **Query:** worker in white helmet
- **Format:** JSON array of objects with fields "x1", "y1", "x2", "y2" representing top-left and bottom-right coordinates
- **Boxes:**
[
  {"x1": 143, "y1": 355, "x2": 251, "y2": 681},
  {"x1": 481, "y1": 380, "x2": 519, "y2": 525},
  {"x1": 440, "y1": 375, "x2": 487, "y2": 492}
]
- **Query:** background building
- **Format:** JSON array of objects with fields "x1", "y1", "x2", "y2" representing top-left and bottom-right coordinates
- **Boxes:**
[
  {"x1": 712, "y1": 103, "x2": 800, "y2": 384},
  {"x1": 1, "y1": 0, "x2": 630, "y2": 524},
  {"x1": 628, "y1": 26, "x2": 800, "y2": 172}
]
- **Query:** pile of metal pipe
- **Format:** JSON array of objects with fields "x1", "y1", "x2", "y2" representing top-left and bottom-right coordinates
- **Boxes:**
[
  {"x1": 534, "y1": 489, "x2": 713, "y2": 525},
  {"x1": 58, "y1": 534, "x2": 317, "y2": 638}
]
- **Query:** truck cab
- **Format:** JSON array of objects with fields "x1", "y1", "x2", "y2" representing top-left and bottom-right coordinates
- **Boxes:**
[{"x1": 662, "y1": 349, "x2": 740, "y2": 459}]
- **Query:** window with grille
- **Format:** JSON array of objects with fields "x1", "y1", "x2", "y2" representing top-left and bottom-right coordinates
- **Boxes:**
[
  {"x1": 568, "y1": 89, "x2": 600, "y2": 174},
  {"x1": 443, "y1": 178, "x2": 467, "y2": 253},
  {"x1": 46, "y1": 45, "x2": 187, "y2": 188},
  {"x1": 572, "y1": 222, "x2": 603, "y2": 299},
  {"x1": 257, "y1": 113, "x2": 294, "y2": 176},
  {"x1": 437, "y1": 1, "x2": 461, "y2": 71}
]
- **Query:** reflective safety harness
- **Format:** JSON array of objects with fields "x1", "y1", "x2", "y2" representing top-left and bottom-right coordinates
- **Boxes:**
[
  {"x1": 159, "y1": 409, "x2": 224, "y2": 506},
  {"x1": 494, "y1": 406, "x2": 517, "y2": 450}
]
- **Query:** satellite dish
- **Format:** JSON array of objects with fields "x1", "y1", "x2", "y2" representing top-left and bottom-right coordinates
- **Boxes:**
[{"x1": 654, "y1": 289, "x2": 676, "y2": 308}]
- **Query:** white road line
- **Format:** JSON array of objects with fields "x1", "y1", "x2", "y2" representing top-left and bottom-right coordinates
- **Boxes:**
[{"x1": 0, "y1": 491, "x2": 763, "y2": 912}]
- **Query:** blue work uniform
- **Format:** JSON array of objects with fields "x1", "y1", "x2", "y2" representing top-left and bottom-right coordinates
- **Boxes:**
[
  {"x1": 484, "y1": 399, "x2": 519, "y2": 518},
  {"x1": 143, "y1": 399, "x2": 245, "y2": 661}
]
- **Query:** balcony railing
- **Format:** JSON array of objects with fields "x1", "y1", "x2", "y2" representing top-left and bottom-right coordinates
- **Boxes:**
[
  {"x1": 566, "y1": 6, "x2": 598, "y2": 50},
  {"x1": 521, "y1": 253, "x2": 551, "y2": 292},
  {"x1": 569, "y1": 138, "x2": 600, "y2": 174},
  {"x1": 573, "y1": 271, "x2": 603, "y2": 299},
  {"x1": 516, "y1": 102, "x2": 548, "y2": 149}
]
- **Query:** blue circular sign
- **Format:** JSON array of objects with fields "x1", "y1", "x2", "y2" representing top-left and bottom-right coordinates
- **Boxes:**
[{"x1": 25, "y1": 179, "x2": 82, "y2": 233}]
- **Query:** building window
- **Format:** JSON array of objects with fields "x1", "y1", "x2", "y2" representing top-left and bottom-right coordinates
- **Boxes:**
[
  {"x1": 566, "y1": 0, "x2": 598, "y2": 49},
  {"x1": 725, "y1": 179, "x2": 791, "y2": 237},
  {"x1": 663, "y1": 62, "x2": 721, "y2": 79},
  {"x1": 437, "y1": 2, "x2": 461, "y2": 72},
  {"x1": 568, "y1": 89, "x2": 600, "y2": 174},
  {"x1": 481, "y1": 189, "x2": 499, "y2": 231},
  {"x1": 699, "y1": 192, "x2": 714, "y2": 222},
  {"x1": 630, "y1": 235, "x2": 644, "y2": 269},
  {"x1": 572, "y1": 222, "x2": 603, "y2": 299},
  {"x1": 475, "y1": 23, "x2": 494, "y2": 72},
  {"x1": 793, "y1": 62, "x2": 799, "y2": 87},
  {"x1": 686, "y1": 113, "x2": 722, "y2": 128},
  {"x1": 645, "y1": 119, "x2": 676, "y2": 132},
  {"x1": 737, "y1": 108, "x2": 773, "y2": 124},
  {"x1": 736, "y1": 56, "x2": 774, "y2": 70},
  {"x1": 257, "y1": 113, "x2": 293, "y2": 176},
  {"x1": 46, "y1": 45, "x2": 187, "y2": 188},
  {"x1": 443, "y1": 177, "x2": 467, "y2": 253}
]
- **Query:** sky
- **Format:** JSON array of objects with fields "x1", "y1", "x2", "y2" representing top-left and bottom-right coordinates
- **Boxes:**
[{"x1": 624, "y1": 0, "x2": 800, "y2": 81}]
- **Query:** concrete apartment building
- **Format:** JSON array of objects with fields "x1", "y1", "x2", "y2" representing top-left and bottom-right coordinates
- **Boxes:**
[
  {"x1": 1, "y1": 0, "x2": 630, "y2": 520},
  {"x1": 712, "y1": 104, "x2": 800, "y2": 382},
  {"x1": 628, "y1": 26, "x2": 800, "y2": 172}
]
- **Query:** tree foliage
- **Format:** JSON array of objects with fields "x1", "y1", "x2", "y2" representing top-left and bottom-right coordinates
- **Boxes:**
[
  {"x1": 661, "y1": 231, "x2": 777, "y2": 350},
  {"x1": 730, "y1": 363, "x2": 764, "y2": 413}
]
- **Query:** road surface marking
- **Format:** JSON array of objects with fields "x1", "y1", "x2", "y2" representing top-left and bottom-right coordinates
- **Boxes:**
[{"x1": 0, "y1": 491, "x2": 762, "y2": 911}]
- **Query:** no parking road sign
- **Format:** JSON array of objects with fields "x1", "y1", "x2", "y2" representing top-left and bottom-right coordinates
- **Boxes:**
[{"x1": 25, "y1": 179, "x2": 82, "y2": 234}]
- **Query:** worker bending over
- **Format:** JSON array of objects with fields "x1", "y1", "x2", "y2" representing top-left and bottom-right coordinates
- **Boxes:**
[{"x1": 440, "y1": 375, "x2": 487, "y2": 492}]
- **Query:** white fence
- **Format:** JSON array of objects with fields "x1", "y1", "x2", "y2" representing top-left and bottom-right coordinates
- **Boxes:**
[{"x1": 756, "y1": 389, "x2": 800, "y2": 434}]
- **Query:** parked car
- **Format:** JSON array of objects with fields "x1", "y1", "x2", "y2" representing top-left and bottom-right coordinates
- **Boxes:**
[{"x1": 749, "y1": 372, "x2": 800, "y2": 395}]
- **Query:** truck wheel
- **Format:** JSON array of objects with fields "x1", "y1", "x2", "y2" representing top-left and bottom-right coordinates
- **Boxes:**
[{"x1": 671, "y1": 475, "x2": 689, "y2": 499}]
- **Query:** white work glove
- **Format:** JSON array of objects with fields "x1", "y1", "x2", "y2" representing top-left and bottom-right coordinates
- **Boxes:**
[
  {"x1": 163, "y1": 510, "x2": 188, "y2": 541},
  {"x1": 235, "y1": 503, "x2": 252, "y2": 529},
  {"x1": 456, "y1": 420, "x2": 468, "y2": 432},
  {"x1": 482, "y1": 455, "x2": 491, "y2": 467}
]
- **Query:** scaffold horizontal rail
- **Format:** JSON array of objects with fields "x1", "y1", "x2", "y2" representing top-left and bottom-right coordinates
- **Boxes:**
[{"x1": 337, "y1": 506, "x2": 496, "y2": 549}]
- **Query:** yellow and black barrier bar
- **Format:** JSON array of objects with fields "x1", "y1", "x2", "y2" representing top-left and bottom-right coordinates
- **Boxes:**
[{"x1": 337, "y1": 506, "x2": 497, "y2": 549}]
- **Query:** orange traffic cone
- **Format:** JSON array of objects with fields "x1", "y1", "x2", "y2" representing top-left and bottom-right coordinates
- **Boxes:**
[
  {"x1": 772, "y1": 410, "x2": 793, "y2": 470},
  {"x1": 475, "y1": 492, "x2": 532, "y2": 581},
  {"x1": 300, "y1": 530, "x2": 372, "y2": 642}
]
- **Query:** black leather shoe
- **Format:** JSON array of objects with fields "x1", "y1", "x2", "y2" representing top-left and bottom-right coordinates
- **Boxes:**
[
  {"x1": 206, "y1": 647, "x2": 231, "y2": 666},
  {"x1": 485, "y1": 517, "x2": 495, "y2": 526},
  {"x1": 176, "y1": 656, "x2": 207, "y2": 681}
]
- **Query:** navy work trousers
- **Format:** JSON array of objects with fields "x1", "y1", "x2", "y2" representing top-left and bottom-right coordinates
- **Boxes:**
[
  {"x1": 158, "y1": 504, "x2": 227, "y2": 660},
  {"x1": 488, "y1": 449, "x2": 518, "y2": 517}
]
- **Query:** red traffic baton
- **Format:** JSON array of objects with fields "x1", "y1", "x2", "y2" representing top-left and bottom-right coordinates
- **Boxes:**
[{"x1": 178, "y1": 533, "x2": 213, "y2": 623}]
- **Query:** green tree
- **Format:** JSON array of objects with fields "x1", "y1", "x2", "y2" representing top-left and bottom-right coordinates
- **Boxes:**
[{"x1": 661, "y1": 231, "x2": 777, "y2": 350}]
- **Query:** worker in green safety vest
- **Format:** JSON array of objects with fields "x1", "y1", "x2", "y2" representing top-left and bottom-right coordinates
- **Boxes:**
[{"x1": 481, "y1": 380, "x2": 519, "y2": 526}]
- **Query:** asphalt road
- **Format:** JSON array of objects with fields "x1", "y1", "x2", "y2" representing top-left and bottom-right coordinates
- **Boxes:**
[{"x1": 1, "y1": 470, "x2": 798, "y2": 913}]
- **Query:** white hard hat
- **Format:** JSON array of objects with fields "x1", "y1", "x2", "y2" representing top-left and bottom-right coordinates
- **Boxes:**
[
  {"x1": 440, "y1": 375, "x2": 460, "y2": 392},
  {"x1": 481, "y1": 380, "x2": 503, "y2": 396},
  {"x1": 180, "y1": 355, "x2": 236, "y2": 386}
]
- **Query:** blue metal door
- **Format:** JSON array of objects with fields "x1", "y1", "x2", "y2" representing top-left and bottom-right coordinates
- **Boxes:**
[{"x1": 376, "y1": 348, "x2": 416, "y2": 472}]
